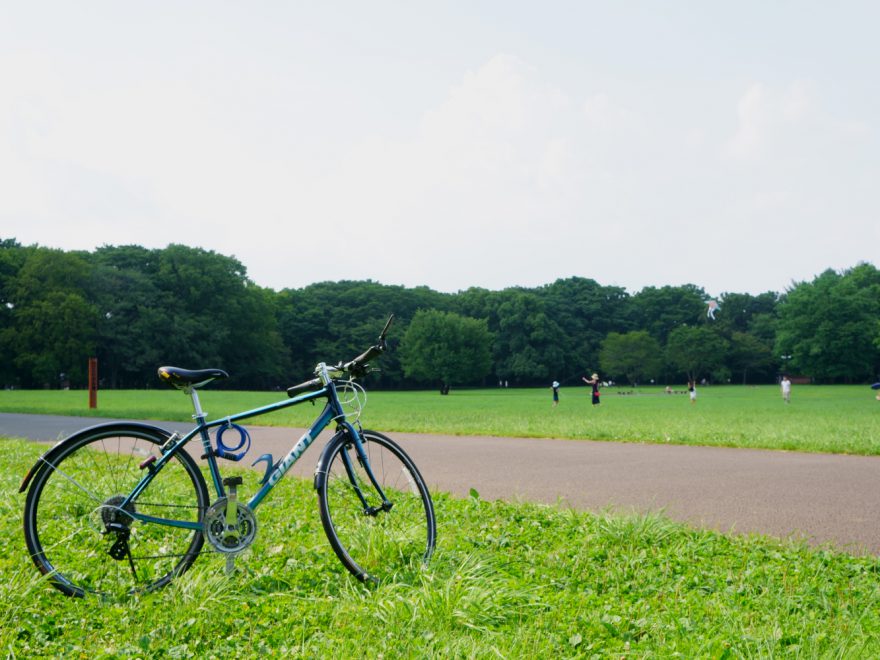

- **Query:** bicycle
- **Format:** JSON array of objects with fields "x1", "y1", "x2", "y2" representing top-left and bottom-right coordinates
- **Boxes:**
[{"x1": 20, "y1": 316, "x2": 436, "y2": 597}]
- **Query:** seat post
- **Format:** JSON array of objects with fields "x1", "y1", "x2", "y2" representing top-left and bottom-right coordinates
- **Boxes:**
[{"x1": 185, "y1": 386, "x2": 207, "y2": 423}]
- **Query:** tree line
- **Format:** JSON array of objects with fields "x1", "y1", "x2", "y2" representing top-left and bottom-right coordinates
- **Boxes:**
[{"x1": 1, "y1": 239, "x2": 878, "y2": 390}]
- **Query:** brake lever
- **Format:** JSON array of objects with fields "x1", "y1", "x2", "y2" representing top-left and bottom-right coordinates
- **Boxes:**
[{"x1": 349, "y1": 363, "x2": 370, "y2": 378}]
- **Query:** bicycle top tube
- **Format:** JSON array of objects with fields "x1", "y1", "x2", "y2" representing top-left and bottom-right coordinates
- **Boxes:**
[
  {"x1": 135, "y1": 315, "x2": 394, "y2": 526},
  {"x1": 125, "y1": 384, "x2": 344, "y2": 527}
]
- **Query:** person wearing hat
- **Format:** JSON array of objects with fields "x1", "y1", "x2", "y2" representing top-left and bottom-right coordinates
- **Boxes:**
[
  {"x1": 582, "y1": 373, "x2": 601, "y2": 406},
  {"x1": 551, "y1": 380, "x2": 560, "y2": 407}
]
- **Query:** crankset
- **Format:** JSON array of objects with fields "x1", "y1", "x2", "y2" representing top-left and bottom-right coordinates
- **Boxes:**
[{"x1": 204, "y1": 477, "x2": 258, "y2": 574}]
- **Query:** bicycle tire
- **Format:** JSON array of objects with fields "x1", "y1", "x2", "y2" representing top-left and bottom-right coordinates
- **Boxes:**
[
  {"x1": 23, "y1": 424, "x2": 209, "y2": 597},
  {"x1": 316, "y1": 429, "x2": 436, "y2": 582}
]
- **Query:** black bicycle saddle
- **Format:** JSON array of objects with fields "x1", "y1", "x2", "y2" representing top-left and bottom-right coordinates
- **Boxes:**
[{"x1": 157, "y1": 366, "x2": 229, "y2": 389}]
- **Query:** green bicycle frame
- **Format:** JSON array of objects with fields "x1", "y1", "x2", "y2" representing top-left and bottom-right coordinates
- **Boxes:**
[{"x1": 121, "y1": 381, "x2": 389, "y2": 531}]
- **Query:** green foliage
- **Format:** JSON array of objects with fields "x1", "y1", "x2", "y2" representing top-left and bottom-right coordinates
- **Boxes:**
[
  {"x1": 275, "y1": 280, "x2": 449, "y2": 388},
  {"x1": 776, "y1": 263, "x2": 880, "y2": 382},
  {"x1": 630, "y1": 284, "x2": 707, "y2": 344},
  {"x1": 3, "y1": 438, "x2": 880, "y2": 656},
  {"x1": 1, "y1": 238, "x2": 878, "y2": 389},
  {"x1": 5, "y1": 248, "x2": 98, "y2": 387},
  {"x1": 494, "y1": 291, "x2": 566, "y2": 383},
  {"x1": 599, "y1": 330, "x2": 663, "y2": 385},
  {"x1": 0, "y1": 242, "x2": 288, "y2": 389},
  {"x1": 666, "y1": 325, "x2": 729, "y2": 382},
  {"x1": 728, "y1": 330, "x2": 775, "y2": 384},
  {"x1": 400, "y1": 309, "x2": 493, "y2": 387}
]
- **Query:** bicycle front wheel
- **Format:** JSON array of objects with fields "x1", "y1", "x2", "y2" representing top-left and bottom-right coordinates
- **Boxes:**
[
  {"x1": 317, "y1": 430, "x2": 436, "y2": 582},
  {"x1": 23, "y1": 425, "x2": 209, "y2": 597}
]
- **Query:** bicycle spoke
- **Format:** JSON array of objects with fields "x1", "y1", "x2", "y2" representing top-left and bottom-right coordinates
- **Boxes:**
[
  {"x1": 24, "y1": 429, "x2": 207, "y2": 597},
  {"x1": 319, "y1": 431, "x2": 435, "y2": 582},
  {"x1": 38, "y1": 457, "x2": 103, "y2": 505}
]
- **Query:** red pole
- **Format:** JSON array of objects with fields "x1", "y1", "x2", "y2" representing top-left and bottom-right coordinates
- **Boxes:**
[{"x1": 88, "y1": 358, "x2": 98, "y2": 409}]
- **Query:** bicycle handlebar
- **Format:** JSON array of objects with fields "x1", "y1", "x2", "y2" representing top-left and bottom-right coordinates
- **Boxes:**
[
  {"x1": 285, "y1": 377, "x2": 323, "y2": 396},
  {"x1": 286, "y1": 315, "x2": 394, "y2": 398}
]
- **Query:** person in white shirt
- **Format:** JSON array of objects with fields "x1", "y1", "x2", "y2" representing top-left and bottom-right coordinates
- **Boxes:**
[{"x1": 781, "y1": 375, "x2": 792, "y2": 404}]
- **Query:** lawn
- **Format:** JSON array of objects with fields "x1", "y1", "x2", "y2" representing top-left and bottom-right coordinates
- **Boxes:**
[
  {"x1": 3, "y1": 437, "x2": 880, "y2": 657},
  {"x1": 2, "y1": 384, "x2": 879, "y2": 455}
]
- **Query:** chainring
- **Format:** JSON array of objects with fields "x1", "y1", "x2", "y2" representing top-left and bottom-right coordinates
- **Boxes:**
[{"x1": 203, "y1": 498, "x2": 258, "y2": 554}]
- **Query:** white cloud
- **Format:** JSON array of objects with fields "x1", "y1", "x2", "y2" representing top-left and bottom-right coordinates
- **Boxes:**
[
  {"x1": 724, "y1": 80, "x2": 867, "y2": 162},
  {"x1": 1, "y1": 32, "x2": 876, "y2": 297}
]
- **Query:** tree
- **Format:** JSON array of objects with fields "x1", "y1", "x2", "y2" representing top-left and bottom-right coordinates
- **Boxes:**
[
  {"x1": 0, "y1": 239, "x2": 28, "y2": 386},
  {"x1": 540, "y1": 277, "x2": 632, "y2": 376},
  {"x1": 713, "y1": 291, "x2": 778, "y2": 335},
  {"x1": 727, "y1": 331, "x2": 775, "y2": 384},
  {"x1": 494, "y1": 291, "x2": 566, "y2": 384},
  {"x1": 630, "y1": 284, "x2": 708, "y2": 344},
  {"x1": 665, "y1": 326, "x2": 728, "y2": 382},
  {"x1": 151, "y1": 244, "x2": 290, "y2": 388},
  {"x1": 400, "y1": 310, "x2": 493, "y2": 389},
  {"x1": 7, "y1": 248, "x2": 98, "y2": 387},
  {"x1": 88, "y1": 246, "x2": 167, "y2": 387},
  {"x1": 775, "y1": 264, "x2": 880, "y2": 382},
  {"x1": 276, "y1": 280, "x2": 450, "y2": 387},
  {"x1": 599, "y1": 331, "x2": 663, "y2": 385},
  {"x1": 12, "y1": 291, "x2": 98, "y2": 387}
]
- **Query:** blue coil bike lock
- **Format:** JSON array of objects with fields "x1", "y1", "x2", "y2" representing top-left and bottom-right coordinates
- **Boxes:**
[{"x1": 215, "y1": 421, "x2": 251, "y2": 461}]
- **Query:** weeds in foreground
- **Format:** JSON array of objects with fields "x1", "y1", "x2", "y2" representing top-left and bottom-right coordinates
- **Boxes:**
[{"x1": 3, "y1": 438, "x2": 880, "y2": 657}]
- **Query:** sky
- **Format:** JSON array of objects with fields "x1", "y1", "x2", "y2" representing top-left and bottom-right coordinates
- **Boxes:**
[{"x1": 1, "y1": 2, "x2": 878, "y2": 297}]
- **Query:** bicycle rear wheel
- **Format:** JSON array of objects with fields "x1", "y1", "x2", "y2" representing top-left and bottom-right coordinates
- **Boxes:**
[
  {"x1": 317, "y1": 429, "x2": 435, "y2": 582},
  {"x1": 23, "y1": 425, "x2": 208, "y2": 597}
]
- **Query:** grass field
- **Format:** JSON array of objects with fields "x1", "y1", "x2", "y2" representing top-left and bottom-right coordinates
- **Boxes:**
[
  {"x1": 2, "y1": 384, "x2": 879, "y2": 455},
  {"x1": 3, "y1": 437, "x2": 880, "y2": 657}
]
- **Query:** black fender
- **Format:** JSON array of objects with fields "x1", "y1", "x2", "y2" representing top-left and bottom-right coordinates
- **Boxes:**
[
  {"x1": 18, "y1": 421, "x2": 174, "y2": 494},
  {"x1": 313, "y1": 428, "x2": 349, "y2": 492}
]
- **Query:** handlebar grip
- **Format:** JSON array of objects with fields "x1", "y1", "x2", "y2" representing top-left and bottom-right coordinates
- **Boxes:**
[
  {"x1": 286, "y1": 377, "x2": 322, "y2": 397},
  {"x1": 345, "y1": 344, "x2": 384, "y2": 373}
]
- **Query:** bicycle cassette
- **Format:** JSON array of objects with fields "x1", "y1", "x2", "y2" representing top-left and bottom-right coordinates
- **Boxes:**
[{"x1": 203, "y1": 498, "x2": 258, "y2": 555}]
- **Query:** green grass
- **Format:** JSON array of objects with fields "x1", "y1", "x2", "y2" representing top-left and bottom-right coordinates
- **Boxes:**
[
  {"x1": 3, "y1": 384, "x2": 880, "y2": 455},
  {"x1": 4, "y1": 437, "x2": 880, "y2": 657}
]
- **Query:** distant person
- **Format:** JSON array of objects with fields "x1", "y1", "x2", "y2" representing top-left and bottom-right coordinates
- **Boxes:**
[
  {"x1": 551, "y1": 381, "x2": 560, "y2": 407},
  {"x1": 688, "y1": 379, "x2": 696, "y2": 404},
  {"x1": 781, "y1": 375, "x2": 792, "y2": 404},
  {"x1": 582, "y1": 373, "x2": 601, "y2": 406},
  {"x1": 872, "y1": 382, "x2": 880, "y2": 401}
]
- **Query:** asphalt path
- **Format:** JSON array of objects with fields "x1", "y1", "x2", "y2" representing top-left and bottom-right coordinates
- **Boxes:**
[{"x1": 3, "y1": 412, "x2": 879, "y2": 554}]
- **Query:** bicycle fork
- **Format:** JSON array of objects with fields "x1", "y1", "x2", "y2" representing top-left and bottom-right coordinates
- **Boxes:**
[{"x1": 339, "y1": 429, "x2": 393, "y2": 516}]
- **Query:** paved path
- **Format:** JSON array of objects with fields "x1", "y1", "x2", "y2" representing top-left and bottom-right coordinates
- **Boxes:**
[{"x1": 3, "y1": 413, "x2": 879, "y2": 554}]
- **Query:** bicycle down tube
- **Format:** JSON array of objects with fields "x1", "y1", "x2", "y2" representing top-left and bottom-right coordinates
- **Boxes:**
[{"x1": 122, "y1": 384, "x2": 336, "y2": 529}]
